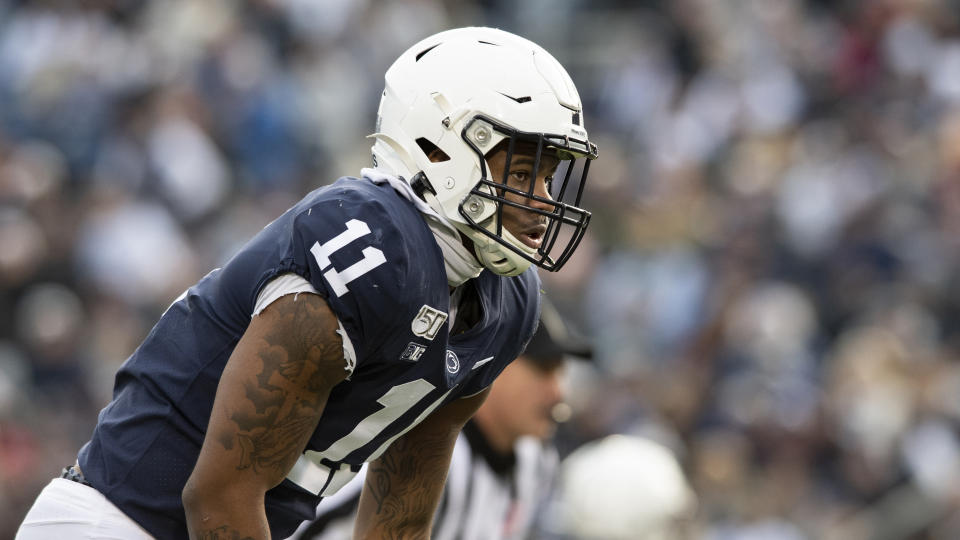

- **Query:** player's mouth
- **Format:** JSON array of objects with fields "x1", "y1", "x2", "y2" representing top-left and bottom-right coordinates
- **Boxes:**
[{"x1": 519, "y1": 224, "x2": 548, "y2": 249}]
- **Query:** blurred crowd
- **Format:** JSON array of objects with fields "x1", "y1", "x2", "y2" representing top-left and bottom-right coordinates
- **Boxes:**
[{"x1": 2, "y1": 0, "x2": 960, "y2": 538}]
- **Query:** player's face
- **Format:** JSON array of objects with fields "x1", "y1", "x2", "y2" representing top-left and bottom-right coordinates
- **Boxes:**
[
  {"x1": 485, "y1": 142, "x2": 560, "y2": 251},
  {"x1": 485, "y1": 356, "x2": 565, "y2": 441}
]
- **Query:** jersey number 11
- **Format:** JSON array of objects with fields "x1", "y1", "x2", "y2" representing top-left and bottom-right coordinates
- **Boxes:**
[{"x1": 310, "y1": 219, "x2": 387, "y2": 297}]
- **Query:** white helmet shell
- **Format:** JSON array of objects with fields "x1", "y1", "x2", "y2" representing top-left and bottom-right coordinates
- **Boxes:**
[
  {"x1": 558, "y1": 435, "x2": 697, "y2": 540},
  {"x1": 371, "y1": 27, "x2": 596, "y2": 276}
]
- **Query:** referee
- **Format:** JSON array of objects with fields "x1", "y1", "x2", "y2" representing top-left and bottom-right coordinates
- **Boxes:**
[{"x1": 289, "y1": 299, "x2": 592, "y2": 540}]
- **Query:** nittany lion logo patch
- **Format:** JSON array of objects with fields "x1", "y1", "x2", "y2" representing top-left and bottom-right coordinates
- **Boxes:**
[
  {"x1": 411, "y1": 305, "x2": 447, "y2": 341},
  {"x1": 445, "y1": 350, "x2": 460, "y2": 374}
]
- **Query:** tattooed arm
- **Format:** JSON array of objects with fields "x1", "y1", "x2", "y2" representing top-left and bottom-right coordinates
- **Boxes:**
[
  {"x1": 182, "y1": 293, "x2": 348, "y2": 540},
  {"x1": 353, "y1": 387, "x2": 490, "y2": 540}
]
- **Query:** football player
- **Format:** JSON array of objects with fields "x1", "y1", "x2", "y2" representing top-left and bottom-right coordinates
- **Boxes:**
[{"x1": 16, "y1": 26, "x2": 597, "y2": 540}]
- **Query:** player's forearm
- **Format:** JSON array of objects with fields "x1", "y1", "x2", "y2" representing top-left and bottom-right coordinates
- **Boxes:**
[
  {"x1": 353, "y1": 463, "x2": 440, "y2": 539},
  {"x1": 353, "y1": 401, "x2": 483, "y2": 539},
  {"x1": 182, "y1": 482, "x2": 270, "y2": 540},
  {"x1": 351, "y1": 436, "x2": 450, "y2": 540},
  {"x1": 353, "y1": 511, "x2": 433, "y2": 540}
]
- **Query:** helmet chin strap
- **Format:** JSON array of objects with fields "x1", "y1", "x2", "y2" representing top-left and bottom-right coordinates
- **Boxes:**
[
  {"x1": 457, "y1": 216, "x2": 536, "y2": 278},
  {"x1": 423, "y1": 188, "x2": 534, "y2": 278}
]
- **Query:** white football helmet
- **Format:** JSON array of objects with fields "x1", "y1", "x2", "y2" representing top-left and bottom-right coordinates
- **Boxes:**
[
  {"x1": 557, "y1": 435, "x2": 696, "y2": 540},
  {"x1": 371, "y1": 27, "x2": 598, "y2": 276}
]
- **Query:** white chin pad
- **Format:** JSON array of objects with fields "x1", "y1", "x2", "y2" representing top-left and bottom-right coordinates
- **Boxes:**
[{"x1": 469, "y1": 219, "x2": 535, "y2": 276}]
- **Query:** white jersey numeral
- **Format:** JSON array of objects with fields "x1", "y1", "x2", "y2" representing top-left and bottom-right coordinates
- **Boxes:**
[
  {"x1": 287, "y1": 378, "x2": 455, "y2": 496},
  {"x1": 321, "y1": 379, "x2": 436, "y2": 461},
  {"x1": 310, "y1": 219, "x2": 387, "y2": 297}
]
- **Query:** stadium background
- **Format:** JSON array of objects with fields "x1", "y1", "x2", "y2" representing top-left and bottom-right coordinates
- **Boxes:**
[{"x1": 2, "y1": 0, "x2": 960, "y2": 537}]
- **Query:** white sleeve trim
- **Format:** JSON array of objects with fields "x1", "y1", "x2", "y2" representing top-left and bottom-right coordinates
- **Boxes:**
[
  {"x1": 253, "y1": 273, "x2": 319, "y2": 317},
  {"x1": 253, "y1": 272, "x2": 357, "y2": 377}
]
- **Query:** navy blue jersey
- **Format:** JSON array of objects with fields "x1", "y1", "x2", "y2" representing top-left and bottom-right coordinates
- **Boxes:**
[{"x1": 77, "y1": 177, "x2": 541, "y2": 539}]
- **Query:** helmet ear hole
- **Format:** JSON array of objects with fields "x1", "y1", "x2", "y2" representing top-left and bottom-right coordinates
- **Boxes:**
[{"x1": 416, "y1": 138, "x2": 450, "y2": 163}]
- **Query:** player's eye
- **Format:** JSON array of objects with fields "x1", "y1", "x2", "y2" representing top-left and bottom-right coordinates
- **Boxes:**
[
  {"x1": 510, "y1": 170, "x2": 530, "y2": 182},
  {"x1": 510, "y1": 170, "x2": 531, "y2": 185}
]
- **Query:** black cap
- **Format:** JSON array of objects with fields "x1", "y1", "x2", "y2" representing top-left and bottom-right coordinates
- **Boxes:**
[{"x1": 522, "y1": 298, "x2": 593, "y2": 366}]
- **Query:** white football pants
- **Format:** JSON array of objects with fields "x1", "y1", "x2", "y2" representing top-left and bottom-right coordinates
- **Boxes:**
[{"x1": 16, "y1": 477, "x2": 155, "y2": 539}]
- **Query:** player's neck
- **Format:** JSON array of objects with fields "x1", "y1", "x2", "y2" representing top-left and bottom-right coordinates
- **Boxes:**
[{"x1": 471, "y1": 408, "x2": 516, "y2": 454}]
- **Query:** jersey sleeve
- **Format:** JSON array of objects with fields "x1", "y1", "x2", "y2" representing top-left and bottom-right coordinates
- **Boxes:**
[{"x1": 286, "y1": 182, "x2": 421, "y2": 370}]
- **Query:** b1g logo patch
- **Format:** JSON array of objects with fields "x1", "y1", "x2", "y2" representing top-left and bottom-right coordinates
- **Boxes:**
[
  {"x1": 400, "y1": 342, "x2": 428, "y2": 363},
  {"x1": 411, "y1": 305, "x2": 448, "y2": 341}
]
